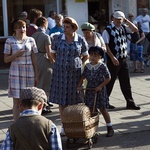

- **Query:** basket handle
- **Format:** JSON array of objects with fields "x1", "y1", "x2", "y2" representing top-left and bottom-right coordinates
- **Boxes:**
[{"x1": 92, "y1": 92, "x2": 97, "y2": 113}]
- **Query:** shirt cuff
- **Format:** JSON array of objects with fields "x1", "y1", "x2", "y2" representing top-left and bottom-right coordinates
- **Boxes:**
[
  {"x1": 50, "y1": 49, "x2": 56, "y2": 53},
  {"x1": 82, "y1": 51, "x2": 88, "y2": 56}
]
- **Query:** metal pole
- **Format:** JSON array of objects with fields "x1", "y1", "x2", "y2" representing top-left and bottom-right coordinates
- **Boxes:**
[
  {"x1": 2, "y1": 0, "x2": 8, "y2": 37},
  {"x1": 56, "y1": 0, "x2": 60, "y2": 14}
]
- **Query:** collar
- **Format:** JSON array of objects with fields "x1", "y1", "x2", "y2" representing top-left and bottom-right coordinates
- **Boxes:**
[
  {"x1": 37, "y1": 27, "x2": 46, "y2": 33},
  {"x1": 86, "y1": 61, "x2": 103, "y2": 70},
  {"x1": 20, "y1": 109, "x2": 39, "y2": 116},
  {"x1": 29, "y1": 24, "x2": 38, "y2": 29},
  {"x1": 61, "y1": 32, "x2": 78, "y2": 41}
]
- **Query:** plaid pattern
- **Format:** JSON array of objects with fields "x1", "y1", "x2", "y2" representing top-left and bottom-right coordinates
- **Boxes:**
[
  {"x1": 130, "y1": 43, "x2": 143, "y2": 62},
  {"x1": 20, "y1": 87, "x2": 47, "y2": 102},
  {"x1": 4, "y1": 36, "x2": 38, "y2": 98},
  {"x1": 9, "y1": 63, "x2": 35, "y2": 98}
]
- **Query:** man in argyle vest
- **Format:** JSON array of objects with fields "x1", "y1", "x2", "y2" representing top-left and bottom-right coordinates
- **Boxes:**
[{"x1": 102, "y1": 11, "x2": 140, "y2": 110}]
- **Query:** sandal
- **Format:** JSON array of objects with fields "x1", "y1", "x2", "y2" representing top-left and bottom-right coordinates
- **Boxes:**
[
  {"x1": 134, "y1": 69, "x2": 138, "y2": 73},
  {"x1": 140, "y1": 68, "x2": 144, "y2": 73}
]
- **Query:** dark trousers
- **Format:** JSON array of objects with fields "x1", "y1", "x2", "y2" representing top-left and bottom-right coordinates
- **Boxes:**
[{"x1": 106, "y1": 59, "x2": 133, "y2": 102}]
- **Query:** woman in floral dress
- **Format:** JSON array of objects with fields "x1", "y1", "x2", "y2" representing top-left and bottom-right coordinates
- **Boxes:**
[
  {"x1": 4, "y1": 19, "x2": 38, "y2": 121},
  {"x1": 49, "y1": 17, "x2": 88, "y2": 134}
]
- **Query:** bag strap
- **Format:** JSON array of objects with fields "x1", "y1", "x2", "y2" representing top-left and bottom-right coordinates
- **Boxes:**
[
  {"x1": 96, "y1": 32, "x2": 104, "y2": 42},
  {"x1": 96, "y1": 32, "x2": 101, "y2": 39},
  {"x1": 10, "y1": 125, "x2": 35, "y2": 150}
]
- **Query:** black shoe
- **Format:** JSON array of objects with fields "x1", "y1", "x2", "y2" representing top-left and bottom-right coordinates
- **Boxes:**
[
  {"x1": 126, "y1": 102, "x2": 140, "y2": 110},
  {"x1": 42, "y1": 106, "x2": 52, "y2": 114},
  {"x1": 106, "y1": 126, "x2": 114, "y2": 137},
  {"x1": 108, "y1": 103, "x2": 115, "y2": 109},
  {"x1": 47, "y1": 102, "x2": 53, "y2": 107}
]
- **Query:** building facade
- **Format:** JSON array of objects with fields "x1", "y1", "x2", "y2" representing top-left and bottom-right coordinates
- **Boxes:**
[
  {"x1": 1, "y1": 0, "x2": 150, "y2": 37},
  {"x1": 0, "y1": 0, "x2": 150, "y2": 67}
]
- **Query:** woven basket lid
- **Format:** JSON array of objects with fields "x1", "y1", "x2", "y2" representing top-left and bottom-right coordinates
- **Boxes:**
[{"x1": 62, "y1": 103, "x2": 91, "y2": 122}]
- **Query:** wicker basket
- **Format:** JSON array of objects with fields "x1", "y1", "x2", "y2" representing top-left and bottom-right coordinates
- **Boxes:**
[{"x1": 62, "y1": 103, "x2": 99, "y2": 139}]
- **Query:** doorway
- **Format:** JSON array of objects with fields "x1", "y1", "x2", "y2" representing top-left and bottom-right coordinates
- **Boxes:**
[{"x1": 88, "y1": 0, "x2": 109, "y2": 33}]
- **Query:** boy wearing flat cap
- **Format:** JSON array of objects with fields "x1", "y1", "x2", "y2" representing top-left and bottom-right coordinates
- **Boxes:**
[
  {"x1": 1, "y1": 87, "x2": 62, "y2": 150},
  {"x1": 102, "y1": 11, "x2": 140, "y2": 110}
]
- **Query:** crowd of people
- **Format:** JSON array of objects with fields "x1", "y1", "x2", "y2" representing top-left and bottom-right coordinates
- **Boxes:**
[{"x1": 2, "y1": 7, "x2": 149, "y2": 149}]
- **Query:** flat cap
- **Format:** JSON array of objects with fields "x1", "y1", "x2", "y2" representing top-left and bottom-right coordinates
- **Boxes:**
[
  {"x1": 20, "y1": 87, "x2": 47, "y2": 103},
  {"x1": 81, "y1": 22, "x2": 95, "y2": 31}
]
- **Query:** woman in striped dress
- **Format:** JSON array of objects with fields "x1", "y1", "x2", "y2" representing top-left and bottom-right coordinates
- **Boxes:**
[{"x1": 4, "y1": 19, "x2": 38, "y2": 121}]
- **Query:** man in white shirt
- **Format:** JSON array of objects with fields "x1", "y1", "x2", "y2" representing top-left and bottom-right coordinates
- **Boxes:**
[
  {"x1": 102, "y1": 11, "x2": 140, "y2": 110},
  {"x1": 46, "y1": 11, "x2": 56, "y2": 34},
  {"x1": 134, "y1": 8, "x2": 150, "y2": 57}
]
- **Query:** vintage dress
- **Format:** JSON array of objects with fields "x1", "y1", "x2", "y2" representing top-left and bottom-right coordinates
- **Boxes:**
[
  {"x1": 82, "y1": 62, "x2": 110, "y2": 108},
  {"x1": 4, "y1": 36, "x2": 38, "y2": 98},
  {"x1": 32, "y1": 28, "x2": 52, "y2": 93},
  {"x1": 49, "y1": 33, "x2": 88, "y2": 105}
]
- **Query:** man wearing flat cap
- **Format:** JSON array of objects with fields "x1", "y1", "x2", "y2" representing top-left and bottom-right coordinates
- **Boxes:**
[
  {"x1": 1, "y1": 87, "x2": 62, "y2": 150},
  {"x1": 102, "y1": 11, "x2": 140, "y2": 110}
]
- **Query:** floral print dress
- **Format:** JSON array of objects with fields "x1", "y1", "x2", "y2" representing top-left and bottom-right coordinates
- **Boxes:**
[
  {"x1": 82, "y1": 62, "x2": 110, "y2": 109},
  {"x1": 49, "y1": 33, "x2": 88, "y2": 106}
]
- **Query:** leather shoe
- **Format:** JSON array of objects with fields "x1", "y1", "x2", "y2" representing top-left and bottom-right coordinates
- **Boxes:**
[
  {"x1": 42, "y1": 106, "x2": 52, "y2": 114},
  {"x1": 126, "y1": 102, "x2": 140, "y2": 110},
  {"x1": 47, "y1": 102, "x2": 53, "y2": 107},
  {"x1": 108, "y1": 103, "x2": 115, "y2": 109},
  {"x1": 106, "y1": 126, "x2": 114, "y2": 137}
]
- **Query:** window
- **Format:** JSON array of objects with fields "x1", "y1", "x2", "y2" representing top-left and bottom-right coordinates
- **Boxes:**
[
  {"x1": 137, "y1": 0, "x2": 149, "y2": 15},
  {"x1": 0, "y1": 0, "x2": 3, "y2": 36},
  {"x1": 88, "y1": 0, "x2": 109, "y2": 33},
  {"x1": 1, "y1": 0, "x2": 64, "y2": 37}
]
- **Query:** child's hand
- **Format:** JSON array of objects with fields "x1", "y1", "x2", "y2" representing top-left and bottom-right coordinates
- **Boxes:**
[{"x1": 95, "y1": 86, "x2": 102, "y2": 92}]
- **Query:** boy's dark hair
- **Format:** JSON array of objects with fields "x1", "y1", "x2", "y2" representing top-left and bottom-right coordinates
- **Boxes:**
[
  {"x1": 88, "y1": 46, "x2": 104, "y2": 58},
  {"x1": 29, "y1": 8, "x2": 42, "y2": 23},
  {"x1": 21, "y1": 99, "x2": 41, "y2": 108},
  {"x1": 36, "y1": 16, "x2": 47, "y2": 27},
  {"x1": 48, "y1": 11, "x2": 56, "y2": 17}
]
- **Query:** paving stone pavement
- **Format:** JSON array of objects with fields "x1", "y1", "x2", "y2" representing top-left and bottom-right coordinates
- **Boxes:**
[{"x1": 0, "y1": 66, "x2": 150, "y2": 149}]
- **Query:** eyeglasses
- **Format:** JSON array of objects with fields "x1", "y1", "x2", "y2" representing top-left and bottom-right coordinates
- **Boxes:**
[{"x1": 129, "y1": 16, "x2": 134, "y2": 17}]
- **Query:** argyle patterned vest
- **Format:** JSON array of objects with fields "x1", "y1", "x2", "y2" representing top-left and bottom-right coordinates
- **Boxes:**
[{"x1": 106, "y1": 24, "x2": 127, "y2": 61}]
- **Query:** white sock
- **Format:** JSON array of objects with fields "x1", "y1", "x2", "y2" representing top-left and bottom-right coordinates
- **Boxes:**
[{"x1": 107, "y1": 123, "x2": 112, "y2": 127}]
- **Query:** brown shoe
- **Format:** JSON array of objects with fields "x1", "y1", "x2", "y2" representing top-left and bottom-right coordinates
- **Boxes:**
[{"x1": 106, "y1": 126, "x2": 114, "y2": 137}]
